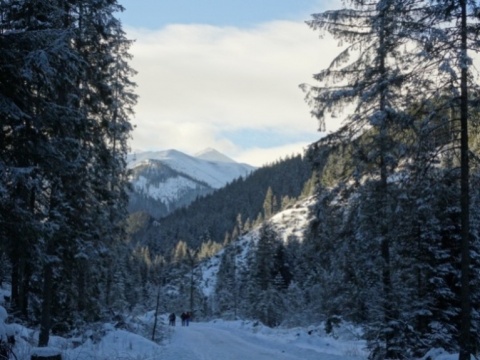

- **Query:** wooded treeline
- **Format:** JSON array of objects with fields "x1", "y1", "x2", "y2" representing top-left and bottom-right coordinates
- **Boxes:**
[
  {"x1": 81, "y1": 154, "x2": 316, "y2": 327},
  {"x1": 212, "y1": 0, "x2": 480, "y2": 359},
  {"x1": 1, "y1": 0, "x2": 480, "y2": 359},
  {"x1": 301, "y1": 0, "x2": 480, "y2": 358},
  {"x1": 128, "y1": 154, "x2": 314, "y2": 255},
  {"x1": 0, "y1": 0, "x2": 135, "y2": 346}
]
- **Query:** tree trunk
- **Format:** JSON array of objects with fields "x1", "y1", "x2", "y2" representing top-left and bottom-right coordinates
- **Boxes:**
[
  {"x1": 151, "y1": 286, "x2": 161, "y2": 341},
  {"x1": 77, "y1": 262, "x2": 85, "y2": 313},
  {"x1": 458, "y1": 0, "x2": 471, "y2": 358},
  {"x1": 10, "y1": 256, "x2": 19, "y2": 311},
  {"x1": 377, "y1": 10, "x2": 396, "y2": 357},
  {"x1": 19, "y1": 259, "x2": 31, "y2": 319},
  {"x1": 38, "y1": 263, "x2": 53, "y2": 347}
]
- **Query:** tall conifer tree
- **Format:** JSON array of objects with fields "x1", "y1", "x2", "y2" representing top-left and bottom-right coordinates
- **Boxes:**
[
  {"x1": 303, "y1": 0, "x2": 424, "y2": 356},
  {"x1": 0, "y1": 0, "x2": 135, "y2": 345}
]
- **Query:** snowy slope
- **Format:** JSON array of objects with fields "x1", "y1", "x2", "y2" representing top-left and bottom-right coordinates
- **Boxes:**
[
  {"x1": 127, "y1": 149, "x2": 255, "y2": 218},
  {"x1": 131, "y1": 162, "x2": 209, "y2": 205},
  {"x1": 128, "y1": 149, "x2": 254, "y2": 189},
  {"x1": 198, "y1": 196, "x2": 316, "y2": 298},
  {"x1": 194, "y1": 147, "x2": 237, "y2": 163}
]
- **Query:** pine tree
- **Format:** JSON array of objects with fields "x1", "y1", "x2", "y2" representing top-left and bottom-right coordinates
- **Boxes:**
[
  {"x1": 0, "y1": 0, "x2": 135, "y2": 344},
  {"x1": 262, "y1": 187, "x2": 277, "y2": 219},
  {"x1": 214, "y1": 247, "x2": 237, "y2": 317},
  {"x1": 253, "y1": 223, "x2": 279, "y2": 292},
  {"x1": 302, "y1": 0, "x2": 424, "y2": 355},
  {"x1": 424, "y1": 3, "x2": 480, "y2": 358}
]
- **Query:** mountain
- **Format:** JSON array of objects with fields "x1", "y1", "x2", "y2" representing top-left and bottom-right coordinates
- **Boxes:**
[
  {"x1": 194, "y1": 147, "x2": 236, "y2": 163},
  {"x1": 198, "y1": 195, "x2": 316, "y2": 298},
  {"x1": 129, "y1": 154, "x2": 314, "y2": 254},
  {"x1": 126, "y1": 149, "x2": 255, "y2": 218}
]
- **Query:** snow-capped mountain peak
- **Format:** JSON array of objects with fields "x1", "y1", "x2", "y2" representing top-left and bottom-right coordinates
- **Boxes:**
[
  {"x1": 194, "y1": 148, "x2": 236, "y2": 163},
  {"x1": 128, "y1": 149, "x2": 254, "y2": 189},
  {"x1": 127, "y1": 149, "x2": 255, "y2": 218}
]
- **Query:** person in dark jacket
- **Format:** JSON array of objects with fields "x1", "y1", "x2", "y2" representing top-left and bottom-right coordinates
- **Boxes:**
[{"x1": 168, "y1": 313, "x2": 176, "y2": 326}]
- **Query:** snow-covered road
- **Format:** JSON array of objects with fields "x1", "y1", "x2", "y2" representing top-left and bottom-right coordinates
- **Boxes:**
[{"x1": 159, "y1": 322, "x2": 360, "y2": 360}]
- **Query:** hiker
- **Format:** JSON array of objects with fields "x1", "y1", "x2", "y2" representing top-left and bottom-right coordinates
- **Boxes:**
[
  {"x1": 185, "y1": 311, "x2": 191, "y2": 326},
  {"x1": 168, "y1": 313, "x2": 176, "y2": 326},
  {"x1": 180, "y1": 312, "x2": 187, "y2": 326}
]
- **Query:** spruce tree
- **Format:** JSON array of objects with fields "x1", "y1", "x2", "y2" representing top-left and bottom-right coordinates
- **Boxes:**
[
  {"x1": 303, "y1": 0, "x2": 424, "y2": 356},
  {"x1": 0, "y1": 0, "x2": 135, "y2": 344},
  {"x1": 423, "y1": 2, "x2": 480, "y2": 357}
]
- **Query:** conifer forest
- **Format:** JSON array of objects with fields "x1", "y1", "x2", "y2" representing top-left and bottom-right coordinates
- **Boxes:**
[{"x1": 1, "y1": 1, "x2": 480, "y2": 360}]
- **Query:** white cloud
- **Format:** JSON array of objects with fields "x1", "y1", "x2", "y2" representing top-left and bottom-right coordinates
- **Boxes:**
[
  {"x1": 126, "y1": 20, "x2": 343, "y2": 166},
  {"x1": 234, "y1": 142, "x2": 316, "y2": 167}
]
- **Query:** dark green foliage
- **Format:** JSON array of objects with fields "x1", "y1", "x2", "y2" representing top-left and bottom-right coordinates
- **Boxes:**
[
  {"x1": 133, "y1": 154, "x2": 312, "y2": 255},
  {"x1": 0, "y1": 0, "x2": 135, "y2": 343},
  {"x1": 300, "y1": 0, "x2": 480, "y2": 357},
  {"x1": 214, "y1": 245, "x2": 239, "y2": 317}
]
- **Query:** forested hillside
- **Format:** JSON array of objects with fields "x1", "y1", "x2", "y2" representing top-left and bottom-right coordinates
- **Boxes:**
[
  {"x1": 127, "y1": 160, "x2": 213, "y2": 218},
  {"x1": 298, "y1": 1, "x2": 480, "y2": 359},
  {"x1": 2, "y1": 1, "x2": 480, "y2": 360},
  {"x1": 127, "y1": 154, "x2": 314, "y2": 255}
]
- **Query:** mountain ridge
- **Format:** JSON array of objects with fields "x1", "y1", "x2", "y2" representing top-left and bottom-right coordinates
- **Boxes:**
[
  {"x1": 194, "y1": 148, "x2": 237, "y2": 163},
  {"x1": 127, "y1": 148, "x2": 256, "y2": 218}
]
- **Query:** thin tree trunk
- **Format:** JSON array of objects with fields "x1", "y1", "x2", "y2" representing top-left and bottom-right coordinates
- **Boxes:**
[
  {"x1": 151, "y1": 287, "x2": 161, "y2": 341},
  {"x1": 190, "y1": 265, "x2": 194, "y2": 314},
  {"x1": 38, "y1": 263, "x2": 53, "y2": 347},
  {"x1": 458, "y1": 0, "x2": 471, "y2": 358},
  {"x1": 39, "y1": 181, "x2": 60, "y2": 347},
  {"x1": 20, "y1": 260, "x2": 31, "y2": 319},
  {"x1": 10, "y1": 256, "x2": 19, "y2": 311},
  {"x1": 77, "y1": 263, "x2": 86, "y2": 313},
  {"x1": 377, "y1": 7, "x2": 395, "y2": 357}
]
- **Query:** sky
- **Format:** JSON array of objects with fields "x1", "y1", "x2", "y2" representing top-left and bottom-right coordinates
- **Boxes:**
[{"x1": 117, "y1": 0, "x2": 343, "y2": 166}]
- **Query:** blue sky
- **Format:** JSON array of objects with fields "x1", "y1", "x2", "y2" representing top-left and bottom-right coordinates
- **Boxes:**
[
  {"x1": 118, "y1": 0, "x2": 324, "y2": 28},
  {"x1": 118, "y1": 0, "x2": 342, "y2": 166}
]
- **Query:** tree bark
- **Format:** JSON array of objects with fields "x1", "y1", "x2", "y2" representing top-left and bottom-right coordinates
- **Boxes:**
[
  {"x1": 151, "y1": 286, "x2": 161, "y2": 341},
  {"x1": 458, "y1": 0, "x2": 471, "y2": 358},
  {"x1": 38, "y1": 263, "x2": 53, "y2": 347}
]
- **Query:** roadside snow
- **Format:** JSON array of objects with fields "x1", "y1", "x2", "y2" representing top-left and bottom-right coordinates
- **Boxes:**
[
  {"x1": 1, "y1": 311, "x2": 460, "y2": 360},
  {"x1": 154, "y1": 320, "x2": 367, "y2": 360}
]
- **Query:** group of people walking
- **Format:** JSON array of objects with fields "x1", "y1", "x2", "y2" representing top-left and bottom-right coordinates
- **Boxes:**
[{"x1": 168, "y1": 311, "x2": 191, "y2": 326}]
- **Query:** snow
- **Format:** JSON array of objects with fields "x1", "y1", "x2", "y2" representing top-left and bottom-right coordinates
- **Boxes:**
[
  {"x1": 132, "y1": 174, "x2": 201, "y2": 204},
  {"x1": 269, "y1": 196, "x2": 316, "y2": 243},
  {"x1": 70, "y1": 329, "x2": 162, "y2": 359},
  {"x1": 198, "y1": 253, "x2": 222, "y2": 297},
  {"x1": 197, "y1": 197, "x2": 315, "y2": 298},
  {"x1": 0, "y1": 293, "x2": 371, "y2": 360},
  {"x1": 0, "y1": 288, "x2": 459, "y2": 360},
  {"x1": 3, "y1": 311, "x2": 459, "y2": 360},
  {"x1": 194, "y1": 147, "x2": 237, "y2": 163},
  {"x1": 158, "y1": 320, "x2": 366, "y2": 360},
  {"x1": 31, "y1": 347, "x2": 62, "y2": 357},
  {"x1": 58, "y1": 319, "x2": 368, "y2": 360},
  {"x1": 0, "y1": 306, "x2": 7, "y2": 322},
  {"x1": 25, "y1": 319, "x2": 457, "y2": 360},
  {"x1": 127, "y1": 149, "x2": 255, "y2": 189}
]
